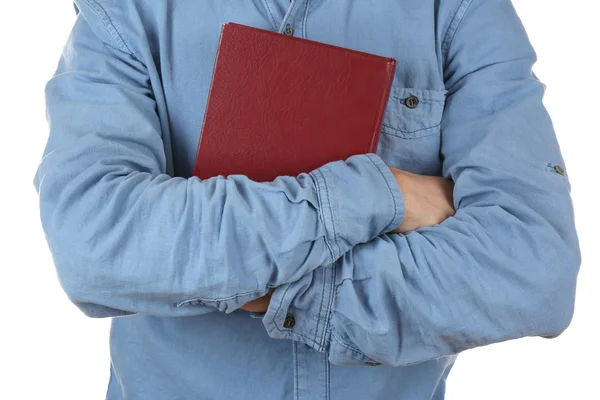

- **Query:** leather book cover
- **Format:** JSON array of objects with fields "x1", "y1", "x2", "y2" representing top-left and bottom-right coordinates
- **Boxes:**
[{"x1": 193, "y1": 22, "x2": 396, "y2": 182}]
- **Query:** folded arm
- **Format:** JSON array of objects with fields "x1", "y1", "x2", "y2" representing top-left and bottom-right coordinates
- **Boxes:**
[
  {"x1": 262, "y1": 0, "x2": 581, "y2": 366},
  {"x1": 33, "y1": 8, "x2": 404, "y2": 318}
]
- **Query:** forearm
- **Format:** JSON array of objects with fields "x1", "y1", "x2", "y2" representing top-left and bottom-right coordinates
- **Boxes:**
[
  {"x1": 261, "y1": 0, "x2": 580, "y2": 365},
  {"x1": 264, "y1": 150, "x2": 578, "y2": 366},
  {"x1": 34, "y1": 12, "x2": 403, "y2": 318},
  {"x1": 36, "y1": 152, "x2": 399, "y2": 317}
]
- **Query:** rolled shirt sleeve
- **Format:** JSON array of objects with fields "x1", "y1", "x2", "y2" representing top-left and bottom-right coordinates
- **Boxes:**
[{"x1": 32, "y1": 6, "x2": 403, "y2": 318}]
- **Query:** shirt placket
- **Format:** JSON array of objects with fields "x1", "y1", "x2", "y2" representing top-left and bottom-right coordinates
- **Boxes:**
[
  {"x1": 260, "y1": 3, "x2": 325, "y2": 398},
  {"x1": 293, "y1": 341, "x2": 330, "y2": 400},
  {"x1": 261, "y1": 0, "x2": 311, "y2": 38}
]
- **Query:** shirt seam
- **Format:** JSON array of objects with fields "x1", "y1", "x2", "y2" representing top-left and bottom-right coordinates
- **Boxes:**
[
  {"x1": 302, "y1": 0, "x2": 311, "y2": 38},
  {"x1": 309, "y1": 172, "x2": 336, "y2": 263},
  {"x1": 325, "y1": 347, "x2": 331, "y2": 400},
  {"x1": 310, "y1": 170, "x2": 340, "y2": 262},
  {"x1": 175, "y1": 286, "x2": 273, "y2": 307},
  {"x1": 382, "y1": 122, "x2": 442, "y2": 135},
  {"x1": 330, "y1": 331, "x2": 373, "y2": 361},
  {"x1": 313, "y1": 268, "x2": 328, "y2": 347},
  {"x1": 293, "y1": 342, "x2": 299, "y2": 399},
  {"x1": 319, "y1": 169, "x2": 342, "y2": 258},
  {"x1": 80, "y1": 0, "x2": 138, "y2": 59},
  {"x1": 319, "y1": 261, "x2": 336, "y2": 350},
  {"x1": 260, "y1": 0, "x2": 279, "y2": 31},
  {"x1": 389, "y1": 97, "x2": 446, "y2": 104},
  {"x1": 441, "y1": 0, "x2": 474, "y2": 67},
  {"x1": 365, "y1": 154, "x2": 399, "y2": 233}
]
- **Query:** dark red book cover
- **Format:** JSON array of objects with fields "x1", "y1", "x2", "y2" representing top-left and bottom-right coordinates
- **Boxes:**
[{"x1": 193, "y1": 22, "x2": 396, "y2": 182}]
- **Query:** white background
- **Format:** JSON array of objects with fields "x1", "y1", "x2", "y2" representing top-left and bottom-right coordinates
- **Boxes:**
[{"x1": 1, "y1": 1, "x2": 597, "y2": 399}]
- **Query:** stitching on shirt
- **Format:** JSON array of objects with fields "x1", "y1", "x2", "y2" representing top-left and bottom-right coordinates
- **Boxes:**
[
  {"x1": 331, "y1": 331, "x2": 372, "y2": 361},
  {"x1": 313, "y1": 268, "x2": 327, "y2": 346},
  {"x1": 366, "y1": 155, "x2": 398, "y2": 233},
  {"x1": 294, "y1": 342, "x2": 299, "y2": 399},
  {"x1": 325, "y1": 349, "x2": 330, "y2": 400},
  {"x1": 289, "y1": 331, "x2": 322, "y2": 349},
  {"x1": 271, "y1": 284, "x2": 314, "y2": 345},
  {"x1": 80, "y1": 0, "x2": 136, "y2": 58},
  {"x1": 309, "y1": 172, "x2": 335, "y2": 264},
  {"x1": 320, "y1": 262, "x2": 336, "y2": 349},
  {"x1": 313, "y1": 169, "x2": 338, "y2": 262},
  {"x1": 272, "y1": 283, "x2": 292, "y2": 329},
  {"x1": 175, "y1": 286, "x2": 273, "y2": 307},
  {"x1": 270, "y1": 284, "x2": 323, "y2": 349},
  {"x1": 334, "y1": 277, "x2": 352, "y2": 291},
  {"x1": 281, "y1": 0, "x2": 298, "y2": 33},
  {"x1": 302, "y1": 0, "x2": 311, "y2": 38},
  {"x1": 291, "y1": 332, "x2": 322, "y2": 349},
  {"x1": 388, "y1": 97, "x2": 446, "y2": 104},
  {"x1": 271, "y1": 285, "x2": 321, "y2": 348},
  {"x1": 441, "y1": 0, "x2": 474, "y2": 67},
  {"x1": 381, "y1": 122, "x2": 442, "y2": 135},
  {"x1": 319, "y1": 169, "x2": 342, "y2": 258},
  {"x1": 261, "y1": 0, "x2": 279, "y2": 31}
]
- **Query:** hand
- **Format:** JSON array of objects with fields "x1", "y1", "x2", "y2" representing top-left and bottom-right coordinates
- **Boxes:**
[
  {"x1": 240, "y1": 289, "x2": 275, "y2": 313},
  {"x1": 389, "y1": 167, "x2": 455, "y2": 234}
]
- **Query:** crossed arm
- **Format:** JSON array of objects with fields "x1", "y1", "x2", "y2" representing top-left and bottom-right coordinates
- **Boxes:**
[
  {"x1": 34, "y1": 0, "x2": 579, "y2": 367},
  {"x1": 240, "y1": 167, "x2": 456, "y2": 313}
]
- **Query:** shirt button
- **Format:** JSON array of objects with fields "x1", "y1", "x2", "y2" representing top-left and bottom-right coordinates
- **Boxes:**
[
  {"x1": 283, "y1": 314, "x2": 296, "y2": 328},
  {"x1": 404, "y1": 95, "x2": 419, "y2": 109},
  {"x1": 365, "y1": 362, "x2": 381, "y2": 366},
  {"x1": 554, "y1": 165, "x2": 565, "y2": 176},
  {"x1": 283, "y1": 24, "x2": 294, "y2": 36}
]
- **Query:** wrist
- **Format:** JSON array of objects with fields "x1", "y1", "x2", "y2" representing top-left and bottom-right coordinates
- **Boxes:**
[
  {"x1": 389, "y1": 167, "x2": 415, "y2": 232},
  {"x1": 388, "y1": 167, "x2": 455, "y2": 233},
  {"x1": 310, "y1": 154, "x2": 404, "y2": 259}
]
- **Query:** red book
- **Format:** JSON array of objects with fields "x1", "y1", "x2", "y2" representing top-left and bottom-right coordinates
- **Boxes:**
[{"x1": 193, "y1": 22, "x2": 396, "y2": 182}]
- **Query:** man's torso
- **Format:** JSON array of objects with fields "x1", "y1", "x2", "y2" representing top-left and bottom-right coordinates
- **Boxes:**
[{"x1": 77, "y1": 1, "x2": 461, "y2": 398}]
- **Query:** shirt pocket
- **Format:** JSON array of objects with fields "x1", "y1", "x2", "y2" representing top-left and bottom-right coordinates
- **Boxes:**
[
  {"x1": 377, "y1": 87, "x2": 448, "y2": 175},
  {"x1": 381, "y1": 87, "x2": 448, "y2": 139}
]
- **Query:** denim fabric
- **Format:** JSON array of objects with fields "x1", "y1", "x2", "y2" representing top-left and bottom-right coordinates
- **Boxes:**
[{"x1": 33, "y1": 1, "x2": 580, "y2": 399}]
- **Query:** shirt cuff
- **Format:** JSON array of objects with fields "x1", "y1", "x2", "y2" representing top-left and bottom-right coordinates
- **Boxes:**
[
  {"x1": 261, "y1": 260, "x2": 383, "y2": 366},
  {"x1": 309, "y1": 153, "x2": 405, "y2": 262},
  {"x1": 262, "y1": 263, "x2": 336, "y2": 353}
]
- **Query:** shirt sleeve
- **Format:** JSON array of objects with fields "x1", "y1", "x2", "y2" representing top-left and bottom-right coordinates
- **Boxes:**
[
  {"x1": 262, "y1": 0, "x2": 581, "y2": 366},
  {"x1": 32, "y1": 7, "x2": 403, "y2": 318}
]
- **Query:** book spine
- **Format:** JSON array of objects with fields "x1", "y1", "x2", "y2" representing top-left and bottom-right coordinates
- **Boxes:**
[
  {"x1": 368, "y1": 59, "x2": 396, "y2": 153},
  {"x1": 193, "y1": 23, "x2": 230, "y2": 178}
]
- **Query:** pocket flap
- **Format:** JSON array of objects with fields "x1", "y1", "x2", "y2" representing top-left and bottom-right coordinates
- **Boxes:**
[{"x1": 382, "y1": 87, "x2": 448, "y2": 139}]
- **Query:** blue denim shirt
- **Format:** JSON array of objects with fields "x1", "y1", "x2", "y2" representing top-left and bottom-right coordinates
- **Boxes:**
[{"x1": 33, "y1": 1, "x2": 580, "y2": 399}]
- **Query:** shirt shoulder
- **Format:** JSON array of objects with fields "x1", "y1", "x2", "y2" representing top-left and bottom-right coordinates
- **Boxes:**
[
  {"x1": 73, "y1": 0, "x2": 155, "y2": 59},
  {"x1": 435, "y1": 0, "x2": 475, "y2": 57}
]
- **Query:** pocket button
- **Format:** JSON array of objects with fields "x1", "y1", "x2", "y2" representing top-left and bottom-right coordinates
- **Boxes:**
[{"x1": 404, "y1": 95, "x2": 419, "y2": 109}]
